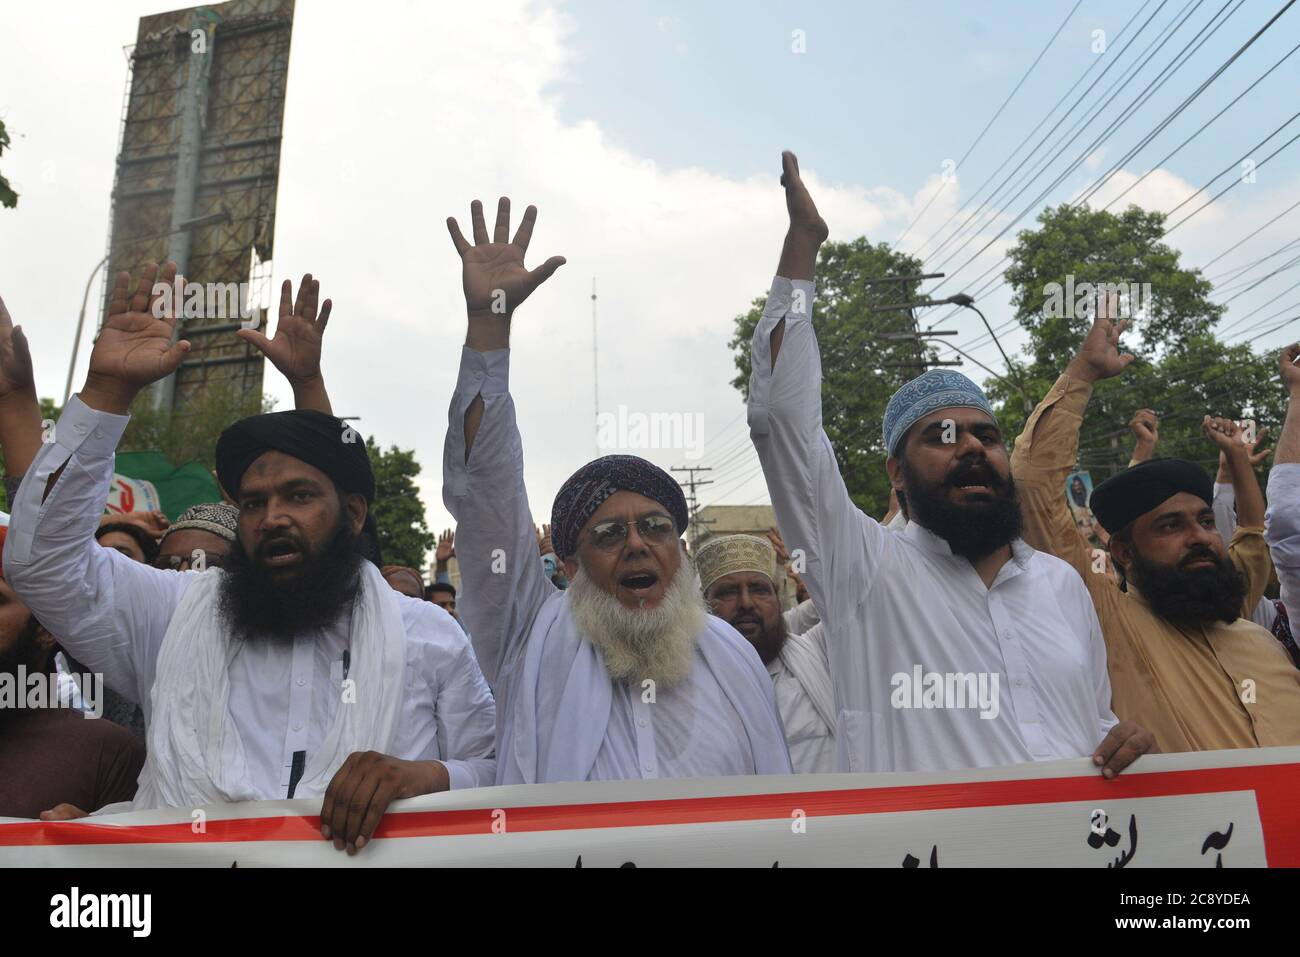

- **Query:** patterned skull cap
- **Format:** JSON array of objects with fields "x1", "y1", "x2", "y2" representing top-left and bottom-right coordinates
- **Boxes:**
[
  {"x1": 550, "y1": 455, "x2": 689, "y2": 560},
  {"x1": 161, "y1": 502, "x2": 239, "y2": 544},
  {"x1": 694, "y1": 534, "x2": 777, "y2": 595},
  {"x1": 883, "y1": 368, "x2": 996, "y2": 457}
]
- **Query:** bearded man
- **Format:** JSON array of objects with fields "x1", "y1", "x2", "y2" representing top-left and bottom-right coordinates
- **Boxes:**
[
  {"x1": 441, "y1": 197, "x2": 790, "y2": 785},
  {"x1": 696, "y1": 534, "x2": 834, "y2": 773},
  {"x1": 1012, "y1": 302, "x2": 1300, "y2": 752},
  {"x1": 747, "y1": 152, "x2": 1151, "y2": 776},
  {"x1": 3, "y1": 264, "x2": 495, "y2": 853}
]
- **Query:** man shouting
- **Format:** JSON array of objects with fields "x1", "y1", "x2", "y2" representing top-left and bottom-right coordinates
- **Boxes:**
[
  {"x1": 442, "y1": 197, "x2": 791, "y2": 784},
  {"x1": 3, "y1": 265, "x2": 495, "y2": 853}
]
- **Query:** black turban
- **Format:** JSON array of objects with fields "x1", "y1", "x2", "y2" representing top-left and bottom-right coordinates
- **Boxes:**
[
  {"x1": 1090, "y1": 458, "x2": 1213, "y2": 534},
  {"x1": 215, "y1": 410, "x2": 375, "y2": 503},
  {"x1": 550, "y1": 455, "x2": 689, "y2": 560}
]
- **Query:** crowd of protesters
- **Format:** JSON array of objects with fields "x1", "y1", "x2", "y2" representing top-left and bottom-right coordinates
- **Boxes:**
[{"x1": 0, "y1": 151, "x2": 1297, "y2": 856}]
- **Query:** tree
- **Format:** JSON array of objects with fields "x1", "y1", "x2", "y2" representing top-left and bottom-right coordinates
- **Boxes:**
[
  {"x1": 121, "y1": 383, "x2": 274, "y2": 473},
  {"x1": 365, "y1": 436, "x2": 435, "y2": 569},
  {"x1": 729, "y1": 237, "x2": 933, "y2": 519},
  {"x1": 0, "y1": 120, "x2": 16, "y2": 209},
  {"x1": 993, "y1": 203, "x2": 1283, "y2": 480}
]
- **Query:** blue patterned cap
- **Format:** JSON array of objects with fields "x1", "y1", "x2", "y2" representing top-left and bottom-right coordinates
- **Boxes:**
[{"x1": 883, "y1": 369, "x2": 996, "y2": 456}]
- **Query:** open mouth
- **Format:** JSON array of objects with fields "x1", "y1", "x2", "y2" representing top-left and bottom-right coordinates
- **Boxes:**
[
  {"x1": 618, "y1": 570, "x2": 659, "y2": 594},
  {"x1": 261, "y1": 540, "x2": 304, "y2": 568}
]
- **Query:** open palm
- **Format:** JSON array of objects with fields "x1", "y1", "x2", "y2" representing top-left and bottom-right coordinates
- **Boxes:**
[
  {"x1": 88, "y1": 263, "x2": 190, "y2": 391},
  {"x1": 237, "y1": 273, "x2": 330, "y2": 384},
  {"x1": 447, "y1": 198, "x2": 565, "y2": 316}
]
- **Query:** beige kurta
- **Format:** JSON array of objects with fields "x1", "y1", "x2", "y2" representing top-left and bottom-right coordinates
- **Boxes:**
[{"x1": 1010, "y1": 372, "x2": 1300, "y2": 752}]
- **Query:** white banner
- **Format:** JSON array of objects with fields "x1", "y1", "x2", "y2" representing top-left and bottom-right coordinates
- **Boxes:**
[{"x1": 2, "y1": 746, "x2": 1297, "y2": 867}]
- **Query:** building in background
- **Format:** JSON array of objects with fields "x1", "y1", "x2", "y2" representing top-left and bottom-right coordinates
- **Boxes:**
[{"x1": 101, "y1": 0, "x2": 295, "y2": 414}]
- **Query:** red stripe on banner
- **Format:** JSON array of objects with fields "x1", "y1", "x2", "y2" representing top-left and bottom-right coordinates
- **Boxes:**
[{"x1": 3, "y1": 761, "x2": 1298, "y2": 863}]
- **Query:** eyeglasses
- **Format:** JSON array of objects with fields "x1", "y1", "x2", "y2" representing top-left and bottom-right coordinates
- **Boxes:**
[
  {"x1": 153, "y1": 552, "x2": 225, "y2": 571},
  {"x1": 586, "y1": 514, "x2": 677, "y2": 552}
]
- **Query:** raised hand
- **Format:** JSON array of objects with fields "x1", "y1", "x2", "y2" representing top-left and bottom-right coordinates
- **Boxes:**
[
  {"x1": 447, "y1": 198, "x2": 565, "y2": 338},
  {"x1": 1128, "y1": 408, "x2": 1158, "y2": 447},
  {"x1": 82, "y1": 262, "x2": 190, "y2": 414},
  {"x1": 1067, "y1": 292, "x2": 1134, "y2": 385},
  {"x1": 237, "y1": 273, "x2": 331, "y2": 389},
  {"x1": 777, "y1": 151, "x2": 828, "y2": 282},
  {"x1": 435, "y1": 528, "x2": 455, "y2": 566},
  {"x1": 1281, "y1": 344, "x2": 1300, "y2": 394},
  {"x1": 765, "y1": 526, "x2": 791, "y2": 564},
  {"x1": 1244, "y1": 426, "x2": 1271, "y2": 467},
  {"x1": 780, "y1": 151, "x2": 829, "y2": 245},
  {"x1": 1203, "y1": 415, "x2": 1243, "y2": 456},
  {"x1": 0, "y1": 294, "x2": 36, "y2": 404},
  {"x1": 538, "y1": 522, "x2": 554, "y2": 557}
]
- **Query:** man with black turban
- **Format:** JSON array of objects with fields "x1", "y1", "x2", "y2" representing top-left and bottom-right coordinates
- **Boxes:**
[
  {"x1": 441, "y1": 197, "x2": 790, "y2": 784},
  {"x1": 1012, "y1": 296, "x2": 1300, "y2": 752},
  {"x1": 3, "y1": 263, "x2": 496, "y2": 853}
]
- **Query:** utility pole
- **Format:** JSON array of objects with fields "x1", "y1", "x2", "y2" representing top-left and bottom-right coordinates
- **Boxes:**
[{"x1": 671, "y1": 465, "x2": 715, "y2": 551}]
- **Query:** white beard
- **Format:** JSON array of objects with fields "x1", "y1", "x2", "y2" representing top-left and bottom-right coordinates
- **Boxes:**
[{"x1": 567, "y1": 559, "x2": 707, "y2": 688}]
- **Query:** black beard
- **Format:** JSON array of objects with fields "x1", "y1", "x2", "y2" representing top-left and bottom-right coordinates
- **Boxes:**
[
  {"x1": 1127, "y1": 543, "x2": 1246, "y2": 625},
  {"x1": 217, "y1": 521, "x2": 362, "y2": 642},
  {"x1": 900, "y1": 454, "x2": 1023, "y2": 560},
  {"x1": 726, "y1": 607, "x2": 789, "y2": 666}
]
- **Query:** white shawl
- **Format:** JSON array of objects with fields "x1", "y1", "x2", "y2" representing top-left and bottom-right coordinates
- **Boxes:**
[
  {"x1": 499, "y1": 591, "x2": 792, "y2": 784},
  {"x1": 133, "y1": 561, "x2": 406, "y2": 810}
]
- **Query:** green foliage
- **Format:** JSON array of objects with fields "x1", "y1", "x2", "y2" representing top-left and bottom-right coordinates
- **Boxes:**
[
  {"x1": 120, "y1": 384, "x2": 274, "y2": 473},
  {"x1": 0, "y1": 120, "x2": 17, "y2": 209},
  {"x1": 365, "y1": 436, "x2": 435, "y2": 569},
  {"x1": 729, "y1": 238, "x2": 933, "y2": 519},
  {"x1": 993, "y1": 203, "x2": 1282, "y2": 481}
]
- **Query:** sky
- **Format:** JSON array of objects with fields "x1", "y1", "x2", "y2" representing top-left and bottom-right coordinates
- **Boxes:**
[{"x1": 2, "y1": 0, "x2": 1298, "y2": 568}]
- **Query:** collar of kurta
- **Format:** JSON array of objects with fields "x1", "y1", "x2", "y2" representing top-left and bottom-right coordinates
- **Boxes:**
[{"x1": 903, "y1": 520, "x2": 1031, "y2": 564}]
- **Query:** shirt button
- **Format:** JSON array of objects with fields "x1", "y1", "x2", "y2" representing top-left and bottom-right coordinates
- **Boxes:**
[
  {"x1": 1015, "y1": 679, "x2": 1024, "y2": 688},
  {"x1": 292, "y1": 723, "x2": 303, "y2": 732},
  {"x1": 643, "y1": 765, "x2": 654, "y2": 773},
  {"x1": 637, "y1": 718, "x2": 647, "y2": 728},
  {"x1": 296, "y1": 678, "x2": 306, "y2": 687}
]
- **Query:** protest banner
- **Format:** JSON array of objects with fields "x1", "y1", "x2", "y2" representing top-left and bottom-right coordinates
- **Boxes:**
[{"x1": 2, "y1": 746, "x2": 1296, "y2": 867}]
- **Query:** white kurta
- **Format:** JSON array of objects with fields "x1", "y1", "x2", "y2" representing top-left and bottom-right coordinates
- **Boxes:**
[
  {"x1": 1216, "y1": 481, "x2": 1281, "y2": 631},
  {"x1": 770, "y1": 622, "x2": 835, "y2": 773},
  {"x1": 442, "y1": 347, "x2": 792, "y2": 785},
  {"x1": 4, "y1": 396, "x2": 497, "y2": 799},
  {"x1": 748, "y1": 276, "x2": 1118, "y2": 774},
  {"x1": 1266, "y1": 464, "x2": 1300, "y2": 618}
]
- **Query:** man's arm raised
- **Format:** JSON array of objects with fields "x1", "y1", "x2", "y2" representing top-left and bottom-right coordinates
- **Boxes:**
[
  {"x1": 442, "y1": 197, "x2": 565, "y2": 693},
  {"x1": 0, "y1": 294, "x2": 45, "y2": 483},
  {"x1": 237, "y1": 273, "x2": 334, "y2": 414},
  {"x1": 1265, "y1": 346, "x2": 1300, "y2": 613},
  {"x1": 1011, "y1": 295, "x2": 1132, "y2": 605},
  {"x1": 3, "y1": 264, "x2": 190, "y2": 705},
  {"x1": 749, "y1": 151, "x2": 884, "y2": 643}
]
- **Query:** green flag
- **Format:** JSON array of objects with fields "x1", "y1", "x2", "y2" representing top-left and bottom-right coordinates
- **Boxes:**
[{"x1": 113, "y1": 450, "x2": 223, "y2": 521}]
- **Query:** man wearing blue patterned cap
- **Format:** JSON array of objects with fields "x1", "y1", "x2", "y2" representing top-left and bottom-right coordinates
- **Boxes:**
[
  {"x1": 746, "y1": 151, "x2": 1154, "y2": 777},
  {"x1": 441, "y1": 194, "x2": 791, "y2": 785}
]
